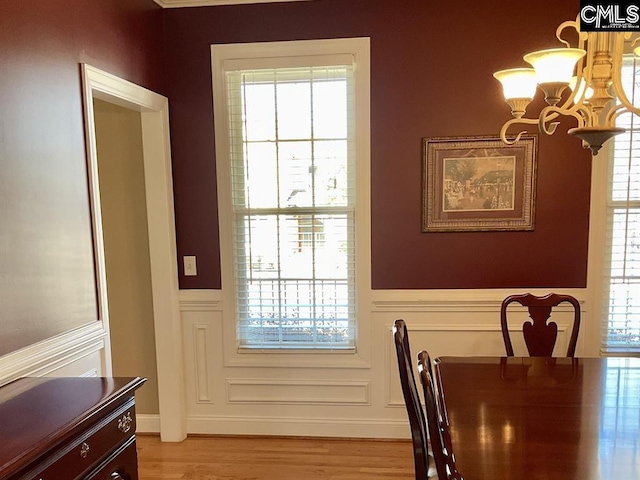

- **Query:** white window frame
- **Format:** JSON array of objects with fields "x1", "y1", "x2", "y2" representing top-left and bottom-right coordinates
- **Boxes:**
[
  {"x1": 588, "y1": 56, "x2": 640, "y2": 356},
  {"x1": 211, "y1": 38, "x2": 371, "y2": 368}
]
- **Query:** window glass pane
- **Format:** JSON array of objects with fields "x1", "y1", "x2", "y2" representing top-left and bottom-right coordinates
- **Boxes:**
[
  {"x1": 237, "y1": 215, "x2": 280, "y2": 278},
  {"x1": 276, "y1": 80, "x2": 311, "y2": 140},
  {"x1": 314, "y1": 213, "x2": 350, "y2": 278},
  {"x1": 607, "y1": 279, "x2": 640, "y2": 346},
  {"x1": 313, "y1": 79, "x2": 347, "y2": 139},
  {"x1": 243, "y1": 82, "x2": 276, "y2": 142},
  {"x1": 313, "y1": 140, "x2": 349, "y2": 206},
  {"x1": 611, "y1": 122, "x2": 640, "y2": 203},
  {"x1": 242, "y1": 277, "x2": 352, "y2": 345},
  {"x1": 278, "y1": 141, "x2": 313, "y2": 208},
  {"x1": 610, "y1": 209, "x2": 640, "y2": 277},
  {"x1": 244, "y1": 142, "x2": 278, "y2": 208}
]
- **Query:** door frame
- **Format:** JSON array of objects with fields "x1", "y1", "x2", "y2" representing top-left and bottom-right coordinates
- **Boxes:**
[{"x1": 81, "y1": 64, "x2": 186, "y2": 442}]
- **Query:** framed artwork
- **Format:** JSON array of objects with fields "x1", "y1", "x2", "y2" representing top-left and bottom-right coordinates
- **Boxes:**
[{"x1": 422, "y1": 135, "x2": 537, "y2": 232}]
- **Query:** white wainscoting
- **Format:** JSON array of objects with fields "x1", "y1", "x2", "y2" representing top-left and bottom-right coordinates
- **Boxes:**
[
  {"x1": 180, "y1": 288, "x2": 588, "y2": 439},
  {"x1": 0, "y1": 287, "x2": 590, "y2": 439},
  {"x1": 0, "y1": 322, "x2": 108, "y2": 386},
  {"x1": 0, "y1": 320, "x2": 156, "y2": 435}
]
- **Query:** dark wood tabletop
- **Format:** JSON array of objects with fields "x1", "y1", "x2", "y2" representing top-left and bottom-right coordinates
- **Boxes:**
[{"x1": 435, "y1": 356, "x2": 640, "y2": 480}]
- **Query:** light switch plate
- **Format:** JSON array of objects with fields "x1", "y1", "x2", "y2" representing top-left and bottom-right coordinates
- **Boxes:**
[{"x1": 184, "y1": 256, "x2": 197, "y2": 276}]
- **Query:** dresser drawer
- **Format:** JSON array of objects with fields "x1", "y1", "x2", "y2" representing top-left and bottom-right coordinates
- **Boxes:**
[
  {"x1": 86, "y1": 437, "x2": 139, "y2": 480},
  {"x1": 22, "y1": 399, "x2": 137, "y2": 480}
]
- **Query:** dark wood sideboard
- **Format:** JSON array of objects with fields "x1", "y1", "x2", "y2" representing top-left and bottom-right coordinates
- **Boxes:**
[{"x1": 0, "y1": 377, "x2": 146, "y2": 480}]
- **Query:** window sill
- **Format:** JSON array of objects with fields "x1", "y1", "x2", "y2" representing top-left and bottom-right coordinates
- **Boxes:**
[
  {"x1": 237, "y1": 345, "x2": 356, "y2": 354},
  {"x1": 600, "y1": 347, "x2": 640, "y2": 356}
]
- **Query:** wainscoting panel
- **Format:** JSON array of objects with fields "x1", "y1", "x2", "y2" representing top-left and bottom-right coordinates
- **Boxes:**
[
  {"x1": 193, "y1": 324, "x2": 215, "y2": 404},
  {"x1": 0, "y1": 322, "x2": 108, "y2": 386},
  {"x1": 226, "y1": 379, "x2": 370, "y2": 405},
  {"x1": 180, "y1": 288, "x2": 588, "y2": 439}
]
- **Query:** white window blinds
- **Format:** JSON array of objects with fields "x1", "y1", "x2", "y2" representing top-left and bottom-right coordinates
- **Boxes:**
[
  {"x1": 603, "y1": 56, "x2": 640, "y2": 352},
  {"x1": 224, "y1": 62, "x2": 357, "y2": 349}
]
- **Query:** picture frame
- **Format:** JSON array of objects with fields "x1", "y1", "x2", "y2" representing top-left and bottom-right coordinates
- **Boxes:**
[{"x1": 422, "y1": 135, "x2": 537, "y2": 232}]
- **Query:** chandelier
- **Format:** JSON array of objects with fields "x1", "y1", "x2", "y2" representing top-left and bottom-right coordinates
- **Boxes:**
[{"x1": 493, "y1": 16, "x2": 640, "y2": 155}]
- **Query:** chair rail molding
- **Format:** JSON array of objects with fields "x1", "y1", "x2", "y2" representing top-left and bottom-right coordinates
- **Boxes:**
[
  {"x1": 372, "y1": 288, "x2": 587, "y2": 312},
  {"x1": 179, "y1": 289, "x2": 222, "y2": 312},
  {"x1": 0, "y1": 322, "x2": 106, "y2": 386}
]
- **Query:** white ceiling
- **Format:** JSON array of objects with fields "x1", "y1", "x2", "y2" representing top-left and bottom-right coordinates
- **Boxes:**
[{"x1": 153, "y1": 0, "x2": 309, "y2": 7}]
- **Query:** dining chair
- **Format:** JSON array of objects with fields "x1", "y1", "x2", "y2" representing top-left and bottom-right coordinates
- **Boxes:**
[
  {"x1": 393, "y1": 319, "x2": 434, "y2": 480},
  {"x1": 418, "y1": 351, "x2": 464, "y2": 480},
  {"x1": 500, "y1": 293, "x2": 581, "y2": 357}
]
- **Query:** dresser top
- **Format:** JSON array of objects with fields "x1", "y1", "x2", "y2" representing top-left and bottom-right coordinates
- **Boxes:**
[{"x1": 0, "y1": 377, "x2": 145, "y2": 478}]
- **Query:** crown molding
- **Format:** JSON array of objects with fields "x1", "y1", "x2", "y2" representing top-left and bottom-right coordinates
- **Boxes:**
[{"x1": 153, "y1": 0, "x2": 310, "y2": 7}]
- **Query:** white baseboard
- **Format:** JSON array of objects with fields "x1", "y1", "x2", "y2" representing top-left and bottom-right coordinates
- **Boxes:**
[
  {"x1": 137, "y1": 414, "x2": 161, "y2": 434},
  {"x1": 186, "y1": 414, "x2": 409, "y2": 439}
]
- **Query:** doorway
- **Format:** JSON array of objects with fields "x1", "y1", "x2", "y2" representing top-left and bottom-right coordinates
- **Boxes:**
[
  {"x1": 93, "y1": 99, "x2": 159, "y2": 416},
  {"x1": 81, "y1": 64, "x2": 186, "y2": 442}
]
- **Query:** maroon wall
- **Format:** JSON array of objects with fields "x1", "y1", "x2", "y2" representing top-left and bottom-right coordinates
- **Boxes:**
[
  {"x1": 164, "y1": 0, "x2": 591, "y2": 290},
  {"x1": 0, "y1": 0, "x2": 164, "y2": 356}
]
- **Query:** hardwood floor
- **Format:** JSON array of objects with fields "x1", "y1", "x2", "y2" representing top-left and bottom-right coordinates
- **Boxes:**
[{"x1": 136, "y1": 434, "x2": 415, "y2": 479}]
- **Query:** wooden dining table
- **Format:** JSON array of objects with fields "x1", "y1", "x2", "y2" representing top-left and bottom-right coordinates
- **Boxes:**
[{"x1": 434, "y1": 356, "x2": 640, "y2": 480}]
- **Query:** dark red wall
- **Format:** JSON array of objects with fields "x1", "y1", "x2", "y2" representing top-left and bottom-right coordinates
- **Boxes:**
[
  {"x1": 165, "y1": 0, "x2": 591, "y2": 290},
  {"x1": 0, "y1": 0, "x2": 164, "y2": 356},
  {"x1": 0, "y1": 0, "x2": 592, "y2": 358}
]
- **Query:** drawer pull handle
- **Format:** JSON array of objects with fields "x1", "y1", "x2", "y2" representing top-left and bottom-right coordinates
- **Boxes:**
[
  {"x1": 80, "y1": 442, "x2": 90, "y2": 458},
  {"x1": 117, "y1": 412, "x2": 133, "y2": 433},
  {"x1": 110, "y1": 472, "x2": 125, "y2": 480}
]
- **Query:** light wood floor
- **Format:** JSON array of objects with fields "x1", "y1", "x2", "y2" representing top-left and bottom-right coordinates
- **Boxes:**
[{"x1": 136, "y1": 434, "x2": 415, "y2": 480}]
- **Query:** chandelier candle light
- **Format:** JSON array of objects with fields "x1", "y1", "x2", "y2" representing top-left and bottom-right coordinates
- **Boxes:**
[{"x1": 493, "y1": 15, "x2": 640, "y2": 155}]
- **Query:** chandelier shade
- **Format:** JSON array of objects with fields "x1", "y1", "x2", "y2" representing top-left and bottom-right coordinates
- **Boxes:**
[
  {"x1": 523, "y1": 48, "x2": 586, "y2": 85},
  {"x1": 494, "y1": 16, "x2": 640, "y2": 155},
  {"x1": 493, "y1": 68, "x2": 537, "y2": 101}
]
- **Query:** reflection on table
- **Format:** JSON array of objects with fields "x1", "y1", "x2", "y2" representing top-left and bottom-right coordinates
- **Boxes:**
[{"x1": 434, "y1": 356, "x2": 640, "y2": 480}]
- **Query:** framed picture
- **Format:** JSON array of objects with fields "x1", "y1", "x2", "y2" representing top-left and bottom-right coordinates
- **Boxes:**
[{"x1": 422, "y1": 135, "x2": 537, "y2": 232}]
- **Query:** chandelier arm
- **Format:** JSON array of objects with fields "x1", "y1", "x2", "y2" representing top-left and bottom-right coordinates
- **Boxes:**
[
  {"x1": 555, "y1": 84, "x2": 591, "y2": 116},
  {"x1": 574, "y1": 30, "x2": 590, "y2": 77},
  {"x1": 576, "y1": 104, "x2": 594, "y2": 127},
  {"x1": 556, "y1": 17, "x2": 583, "y2": 48},
  {"x1": 499, "y1": 117, "x2": 538, "y2": 145},
  {"x1": 538, "y1": 105, "x2": 585, "y2": 135}
]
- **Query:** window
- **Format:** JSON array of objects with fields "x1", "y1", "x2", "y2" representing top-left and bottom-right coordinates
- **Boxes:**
[
  {"x1": 602, "y1": 56, "x2": 640, "y2": 352},
  {"x1": 212, "y1": 39, "x2": 370, "y2": 350}
]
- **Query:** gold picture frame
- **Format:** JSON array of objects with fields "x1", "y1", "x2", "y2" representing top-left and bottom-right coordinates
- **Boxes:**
[{"x1": 422, "y1": 135, "x2": 537, "y2": 232}]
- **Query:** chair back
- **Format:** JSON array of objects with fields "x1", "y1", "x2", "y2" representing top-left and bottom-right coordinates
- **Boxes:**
[
  {"x1": 418, "y1": 351, "x2": 463, "y2": 480},
  {"x1": 500, "y1": 293, "x2": 581, "y2": 357},
  {"x1": 393, "y1": 319, "x2": 430, "y2": 480}
]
